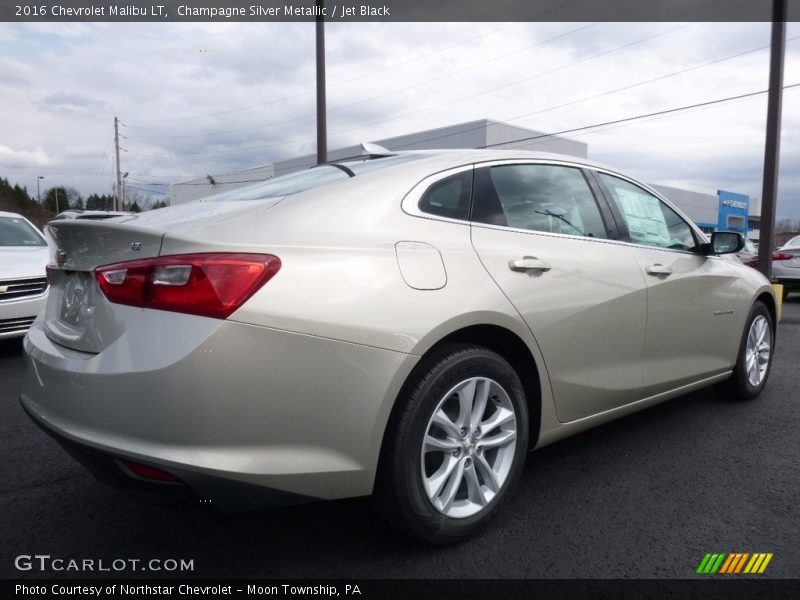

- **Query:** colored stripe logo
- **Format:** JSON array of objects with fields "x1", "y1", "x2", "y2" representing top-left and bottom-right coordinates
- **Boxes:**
[{"x1": 696, "y1": 553, "x2": 773, "y2": 574}]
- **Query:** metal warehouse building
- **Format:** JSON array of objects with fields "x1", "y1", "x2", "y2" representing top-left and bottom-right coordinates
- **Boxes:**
[
  {"x1": 170, "y1": 118, "x2": 757, "y2": 238},
  {"x1": 170, "y1": 119, "x2": 586, "y2": 204}
]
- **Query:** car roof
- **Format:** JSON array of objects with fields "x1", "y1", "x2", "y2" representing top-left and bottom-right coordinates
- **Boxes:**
[{"x1": 354, "y1": 148, "x2": 614, "y2": 171}]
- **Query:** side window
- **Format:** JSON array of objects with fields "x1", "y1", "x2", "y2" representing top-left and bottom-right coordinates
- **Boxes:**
[
  {"x1": 418, "y1": 170, "x2": 473, "y2": 221},
  {"x1": 472, "y1": 164, "x2": 607, "y2": 239},
  {"x1": 598, "y1": 173, "x2": 698, "y2": 251}
]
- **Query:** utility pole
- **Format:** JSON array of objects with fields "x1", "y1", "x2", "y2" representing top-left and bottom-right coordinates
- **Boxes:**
[
  {"x1": 37, "y1": 176, "x2": 43, "y2": 204},
  {"x1": 315, "y1": 0, "x2": 327, "y2": 164},
  {"x1": 54, "y1": 188, "x2": 59, "y2": 215},
  {"x1": 114, "y1": 116, "x2": 123, "y2": 212},
  {"x1": 122, "y1": 172, "x2": 129, "y2": 210},
  {"x1": 756, "y1": 0, "x2": 787, "y2": 278}
]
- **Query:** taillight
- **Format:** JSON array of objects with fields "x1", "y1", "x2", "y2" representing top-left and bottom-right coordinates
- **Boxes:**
[
  {"x1": 772, "y1": 252, "x2": 793, "y2": 261},
  {"x1": 120, "y1": 460, "x2": 179, "y2": 482},
  {"x1": 95, "y1": 253, "x2": 280, "y2": 319}
]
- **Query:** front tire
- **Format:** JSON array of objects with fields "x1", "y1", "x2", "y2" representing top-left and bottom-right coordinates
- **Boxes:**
[
  {"x1": 373, "y1": 344, "x2": 529, "y2": 544},
  {"x1": 718, "y1": 301, "x2": 774, "y2": 400}
]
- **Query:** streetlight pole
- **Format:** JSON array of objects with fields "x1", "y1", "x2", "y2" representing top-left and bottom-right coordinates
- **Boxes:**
[{"x1": 37, "y1": 176, "x2": 44, "y2": 204}]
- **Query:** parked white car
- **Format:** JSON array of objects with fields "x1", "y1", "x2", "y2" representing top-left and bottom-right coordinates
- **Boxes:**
[{"x1": 0, "y1": 211, "x2": 49, "y2": 339}]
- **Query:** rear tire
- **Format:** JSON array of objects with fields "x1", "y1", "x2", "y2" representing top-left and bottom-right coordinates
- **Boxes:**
[
  {"x1": 717, "y1": 301, "x2": 774, "y2": 401},
  {"x1": 373, "y1": 343, "x2": 528, "y2": 544}
]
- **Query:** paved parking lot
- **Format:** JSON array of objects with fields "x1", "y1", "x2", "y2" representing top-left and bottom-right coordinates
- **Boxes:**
[{"x1": 2, "y1": 298, "x2": 799, "y2": 580}]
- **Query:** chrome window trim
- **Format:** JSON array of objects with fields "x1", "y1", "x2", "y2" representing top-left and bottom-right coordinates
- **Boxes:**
[
  {"x1": 401, "y1": 158, "x2": 720, "y2": 259},
  {"x1": 400, "y1": 164, "x2": 476, "y2": 225}
]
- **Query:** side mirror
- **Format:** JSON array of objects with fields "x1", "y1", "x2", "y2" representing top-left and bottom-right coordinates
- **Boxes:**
[{"x1": 710, "y1": 231, "x2": 745, "y2": 255}]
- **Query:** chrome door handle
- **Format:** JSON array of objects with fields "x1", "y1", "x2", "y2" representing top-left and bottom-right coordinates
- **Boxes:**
[
  {"x1": 646, "y1": 263, "x2": 673, "y2": 276},
  {"x1": 508, "y1": 256, "x2": 552, "y2": 272}
]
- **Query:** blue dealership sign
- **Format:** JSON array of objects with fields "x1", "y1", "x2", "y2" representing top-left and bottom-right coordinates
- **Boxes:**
[{"x1": 717, "y1": 190, "x2": 749, "y2": 233}]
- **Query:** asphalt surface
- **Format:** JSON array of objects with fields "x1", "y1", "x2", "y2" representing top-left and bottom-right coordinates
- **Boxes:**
[{"x1": 2, "y1": 299, "x2": 799, "y2": 580}]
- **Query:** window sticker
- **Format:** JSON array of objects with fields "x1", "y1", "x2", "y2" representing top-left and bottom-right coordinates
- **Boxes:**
[{"x1": 613, "y1": 187, "x2": 670, "y2": 245}]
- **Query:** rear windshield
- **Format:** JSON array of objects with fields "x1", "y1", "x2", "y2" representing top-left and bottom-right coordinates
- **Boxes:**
[
  {"x1": 204, "y1": 153, "x2": 423, "y2": 202},
  {"x1": 0, "y1": 216, "x2": 46, "y2": 247}
]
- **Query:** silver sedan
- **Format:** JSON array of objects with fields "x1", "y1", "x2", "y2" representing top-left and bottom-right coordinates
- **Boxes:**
[
  {"x1": 773, "y1": 235, "x2": 800, "y2": 299},
  {"x1": 20, "y1": 149, "x2": 776, "y2": 543}
]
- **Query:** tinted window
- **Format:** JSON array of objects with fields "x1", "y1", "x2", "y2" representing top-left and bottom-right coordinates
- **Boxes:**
[
  {"x1": 472, "y1": 164, "x2": 607, "y2": 238},
  {"x1": 0, "y1": 216, "x2": 46, "y2": 247},
  {"x1": 418, "y1": 170, "x2": 473, "y2": 221},
  {"x1": 598, "y1": 174, "x2": 697, "y2": 251}
]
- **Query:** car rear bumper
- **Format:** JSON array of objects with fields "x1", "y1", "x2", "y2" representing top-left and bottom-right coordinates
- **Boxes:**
[
  {"x1": 772, "y1": 265, "x2": 800, "y2": 288},
  {"x1": 774, "y1": 277, "x2": 800, "y2": 289},
  {"x1": 21, "y1": 399, "x2": 314, "y2": 509},
  {"x1": 20, "y1": 315, "x2": 417, "y2": 506}
]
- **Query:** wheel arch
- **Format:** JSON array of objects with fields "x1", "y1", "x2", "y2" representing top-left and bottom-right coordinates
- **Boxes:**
[
  {"x1": 756, "y1": 291, "x2": 777, "y2": 336},
  {"x1": 389, "y1": 323, "x2": 543, "y2": 451}
]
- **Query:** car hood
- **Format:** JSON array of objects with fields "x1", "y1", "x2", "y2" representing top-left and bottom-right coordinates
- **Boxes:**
[{"x1": 0, "y1": 246, "x2": 49, "y2": 280}]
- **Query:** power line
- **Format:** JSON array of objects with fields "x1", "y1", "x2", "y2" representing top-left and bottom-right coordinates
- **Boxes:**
[
  {"x1": 480, "y1": 83, "x2": 800, "y2": 149},
  {"x1": 387, "y1": 36, "x2": 799, "y2": 152},
  {"x1": 122, "y1": 0, "x2": 754, "y2": 139},
  {"x1": 144, "y1": 83, "x2": 800, "y2": 189},
  {"x1": 128, "y1": 22, "x2": 525, "y2": 125},
  {"x1": 176, "y1": 178, "x2": 272, "y2": 186},
  {"x1": 122, "y1": 34, "x2": 795, "y2": 160},
  {"x1": 127, "y1": 21, "x2": 609, "y2": 141},
  {"x1": 124, "y1": 183, "x2": 169, "y2": 195}
]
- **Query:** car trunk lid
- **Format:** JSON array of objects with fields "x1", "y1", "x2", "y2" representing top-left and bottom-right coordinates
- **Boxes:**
[{"x1": 42, "y1": 200, "x2": 281, "y2": 353}]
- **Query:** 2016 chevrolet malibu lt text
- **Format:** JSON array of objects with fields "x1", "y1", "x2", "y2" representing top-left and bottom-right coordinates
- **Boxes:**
[{"x1": 20, "y1": 149, "x2": 776, "y2": 544}]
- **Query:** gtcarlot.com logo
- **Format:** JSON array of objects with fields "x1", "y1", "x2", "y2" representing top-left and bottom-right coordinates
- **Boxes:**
[
  {"x1": 14, "y1": 554, "x2": 194, "y2": 573},
  {"x1": 696, "y1": 552, "x2": 773, "y2": 574}
]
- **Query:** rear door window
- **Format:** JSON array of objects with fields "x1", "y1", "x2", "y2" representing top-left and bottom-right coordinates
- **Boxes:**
[{"x1": 471, "y1": 164, "x2": 607, "y2": 239}]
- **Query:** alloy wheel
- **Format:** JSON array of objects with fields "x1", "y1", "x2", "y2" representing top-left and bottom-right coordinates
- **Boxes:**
[
  {"x1": 745, "y1": 314, "x2": 771, "y2": 387},
  {"x1": 420, "y1": 377, "x2": 518, "y2": 518}
]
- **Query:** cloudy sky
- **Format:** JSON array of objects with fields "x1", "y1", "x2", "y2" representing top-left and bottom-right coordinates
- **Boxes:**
[{"x1": 1, "y1": 20, "x2": 799, "y2": 215}]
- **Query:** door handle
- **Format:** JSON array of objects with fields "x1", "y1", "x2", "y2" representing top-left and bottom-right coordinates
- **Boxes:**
[
  {"x1": 508, "y1": 256, "x2": 552, "y2": 272},
  {"x1": 646, "y1": 263, "x2": 673, "y2": 276}
]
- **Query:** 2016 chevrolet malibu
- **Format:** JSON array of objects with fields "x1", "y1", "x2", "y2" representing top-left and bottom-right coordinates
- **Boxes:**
[{"x1": 21, "y1": 149, "x2": 776, "y2": 544}]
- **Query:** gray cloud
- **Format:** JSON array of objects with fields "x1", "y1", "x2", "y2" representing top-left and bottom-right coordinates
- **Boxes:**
[
  {"x1": 35, "y1": 90, "x2": 109, "y2": 114},
  {"x1": 1, "y1": 21, "x2": 798, "y2": 217}
]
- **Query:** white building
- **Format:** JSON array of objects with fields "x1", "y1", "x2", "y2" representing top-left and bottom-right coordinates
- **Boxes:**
[{"x1": 169, "y1": 119, "x2": 587, "y2": 205}]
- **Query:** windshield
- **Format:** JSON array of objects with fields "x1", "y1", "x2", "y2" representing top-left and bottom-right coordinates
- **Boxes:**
[
  {"x1": 203, "y1": 153, "x2": 424, "y2": 203},
  {"x1": 0, "y1": 216, "x2": 46, "y2": 247}
]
